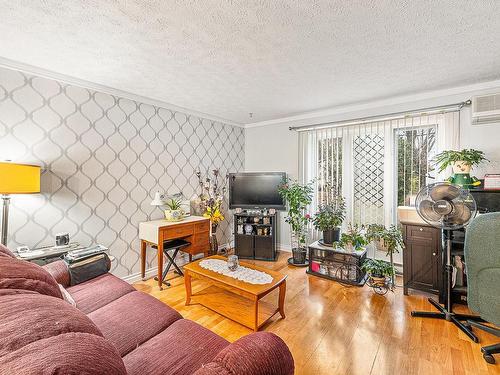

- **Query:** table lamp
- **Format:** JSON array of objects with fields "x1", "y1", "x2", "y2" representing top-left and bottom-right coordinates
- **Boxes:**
[
  {"x1": 0, "y1": 162, "x2": 40, "y2": 245},
  {"x1": 151, "y1": 191, "x2": 165, "y2": 206}
]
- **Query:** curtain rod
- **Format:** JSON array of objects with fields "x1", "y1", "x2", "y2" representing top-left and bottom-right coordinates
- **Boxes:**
[{"x1": 289, "y1": 100, "x2": 471, "y2": 132}]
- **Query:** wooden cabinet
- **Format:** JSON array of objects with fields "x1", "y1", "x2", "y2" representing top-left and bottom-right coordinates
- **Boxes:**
[
  {"x1": 234, "y1": 212, "x2": 277, "y2": 261},
  {"x1": 235, "y1": 234, "x2": 255, "y2": 258},
  {"x1": 402, "y1": 224, "x2": 442, "y2": 295},
  {"x1": 254, "y1": 235, "x2": 273, "y2": 260}
]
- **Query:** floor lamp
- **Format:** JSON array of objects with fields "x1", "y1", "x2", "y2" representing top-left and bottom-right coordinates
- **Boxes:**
[{"x1": 0, "y1": 162, "x2": 41, "y2": 246}]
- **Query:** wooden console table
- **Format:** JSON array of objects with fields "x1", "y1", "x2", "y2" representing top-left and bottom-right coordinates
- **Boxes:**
[
  {"x1": 139, "y1": 216, "x2": 210, "y2": 289},
  {"x1": 183, "y1": 255, "x2": 287, "y2": 331}
]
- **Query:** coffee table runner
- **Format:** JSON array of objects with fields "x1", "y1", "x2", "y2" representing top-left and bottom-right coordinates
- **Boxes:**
[{"x1": 199, "y1": 259, "x2": 273, "y2": 284}]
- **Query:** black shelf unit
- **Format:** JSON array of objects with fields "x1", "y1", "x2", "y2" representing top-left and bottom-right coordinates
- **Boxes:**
[{"x1": 233, "y1": 211, "x2": 278, "y2": 261}]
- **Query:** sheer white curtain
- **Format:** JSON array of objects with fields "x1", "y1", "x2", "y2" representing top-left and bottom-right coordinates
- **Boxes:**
[{"x1": 298, "y1": 110, "x2": 460, "y2": 262}]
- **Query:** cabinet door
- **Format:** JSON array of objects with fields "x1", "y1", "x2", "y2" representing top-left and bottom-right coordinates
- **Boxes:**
[
  {"x1": 235, "y1": 234, "x2": 254, "y2": 258},
  {"x1": 406, "y1": 241, "x2": 439, "y2": 293},
  {"x1": 403, "y1": 225, "x2": 441, "y2": 294},
  {"x1": 254, "y1": 235, "x2": 274, "y2": 260}
]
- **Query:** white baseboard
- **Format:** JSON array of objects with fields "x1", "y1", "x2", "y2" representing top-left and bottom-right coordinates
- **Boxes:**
[
  {"x1": 278, "y1": 243, "x2": 292, "y2": 252},
  {"x1": 122, "y1": 267, "x2": 158, "y2": 284}
]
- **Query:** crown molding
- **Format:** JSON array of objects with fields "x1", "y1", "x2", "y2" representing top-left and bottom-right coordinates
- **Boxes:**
[
  {"x1": 245, "y1": 78, "x2": 500, "y2": 129},
  {"x1": 0, "y1": 57, "x2": 243, "y2": 128}
]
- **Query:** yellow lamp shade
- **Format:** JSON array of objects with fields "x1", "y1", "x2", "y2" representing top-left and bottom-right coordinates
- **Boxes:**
[{"x1": 0, "y1": 162, "x2": 40, "y2": 194}]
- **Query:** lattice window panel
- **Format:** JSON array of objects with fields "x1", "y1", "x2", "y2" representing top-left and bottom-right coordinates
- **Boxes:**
[{"x1": 353, "y1": 134, "x2": 385, "y2": 224}]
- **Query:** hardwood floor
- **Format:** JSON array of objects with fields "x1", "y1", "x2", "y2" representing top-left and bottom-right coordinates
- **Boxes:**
[{"x1": 133, "y1": 252, "x2": 500, "y2": 375}]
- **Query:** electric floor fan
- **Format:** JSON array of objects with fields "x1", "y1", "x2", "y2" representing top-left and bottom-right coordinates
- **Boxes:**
[{"x1": 411, "y1": 182, "x2": 483, "y2": 342}]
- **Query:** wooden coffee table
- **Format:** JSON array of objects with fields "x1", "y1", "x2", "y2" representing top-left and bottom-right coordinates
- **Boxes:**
[{"x1": 183, "y1": 255, "x2": 287, "y2": 332}]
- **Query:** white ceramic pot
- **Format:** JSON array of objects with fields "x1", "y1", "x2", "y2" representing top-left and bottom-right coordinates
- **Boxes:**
[{"x1": 164, "y1": 209, "x2": 184, "y2": 222}]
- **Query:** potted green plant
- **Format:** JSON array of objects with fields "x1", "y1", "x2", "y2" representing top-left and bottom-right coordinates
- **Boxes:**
[
  {"x1": 313, "y1": 196, "x2": 346, "y2": 245},
  {"x1": 164, "y1": 197, "x2": 185, "y2": 222},
  {"x1": 361, "y1": 259, "x2": 395, "y2": 286},
  {"x1": 365, "y1": 224, "x2": 404, "y2": 256},
  {"x1": 365, "y1": 224, "x2": 404, "y2": 287},
  {"x1": 278, "y1": 178, "x2": 314, "y2": 265},
  {"x1": 339, "y1": 223, "x2": 367, "y2": 252},
  {"x1": 433, "y1": 149, "x2": 489, "y2": 188}
]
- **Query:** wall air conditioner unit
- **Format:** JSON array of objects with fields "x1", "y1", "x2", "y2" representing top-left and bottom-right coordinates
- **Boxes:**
[{"x1": 471, "y1": 93, "x2": 500, "y2": 125}]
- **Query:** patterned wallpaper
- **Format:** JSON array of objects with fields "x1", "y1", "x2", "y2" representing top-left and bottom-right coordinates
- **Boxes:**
[{"x1": 0, "y1": 66, "x2": 244, "y2": 278}]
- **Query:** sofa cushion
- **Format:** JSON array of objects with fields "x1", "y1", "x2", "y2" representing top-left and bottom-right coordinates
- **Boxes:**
[
  {"x1": 89, "y1": 290, "x2": 182, "y2": 356},
  {"x1": 0, "y1": 332, "x2": 127, "y2": 375},
  {"x1": 67, "y1": 273, "x2": 135, "y2": 314},
  {"x1": 43, "y1": 259, "x2": 70, "y2": 287},
  {"x1": 0, "y1": 243, "x2": 15, "y2": 258},
  {"x1": 0, "y1": 256, "x2": 63, "y2": 299},
  {"x1": 0, "y1": 293, "x2": 103, "y2": 357},
  {"x1": 194, "y1": 332, "x2": 295, "y2": 375},
  {"x1": 123, "y1": 319, "x2": 229, "y2": 375}
]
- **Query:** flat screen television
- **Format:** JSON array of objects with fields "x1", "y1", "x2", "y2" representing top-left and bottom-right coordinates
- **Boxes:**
[{"x1": 229, "y1": 172, "x2": 286, "y2": 210}]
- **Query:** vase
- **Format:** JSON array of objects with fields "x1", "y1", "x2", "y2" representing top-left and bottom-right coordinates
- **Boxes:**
[
  {"x1": 322, "y1": 227, "x2": 340, "y2": 245},
  {"x1": 227, "y1": 255, "x2": 239, "y2": 271},
  {"x1": 209, "y1": 224, "x2": 218, "y2": 255},
  {"x1": 369, "y1": 275, "x2": 386, "y2": 287},
  {"x1": 290, "y1": 230, "x2": 308, "y2": 265},
  {"x1": 190, "y1": 194, "x2": 205, "y2": 216},
  {"x1": 164, "y1": 209, "x2": 184, "y2": 222}
]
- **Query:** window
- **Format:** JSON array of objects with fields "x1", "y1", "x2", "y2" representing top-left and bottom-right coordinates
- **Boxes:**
[
  {"x1": 317, "y1": 136, "x2": 342, "y2": 204},
  {"x1": 396, "y1": 126, "x2": 437, "y2": 206},
  {"x1": 299, "y1": 112, "x2": 459, "y2": 228}
]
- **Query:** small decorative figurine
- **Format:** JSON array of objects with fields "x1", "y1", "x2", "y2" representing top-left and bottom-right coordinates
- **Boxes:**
[{"x1": 434, "y1": 149, "x2": 489, "y2": 189}]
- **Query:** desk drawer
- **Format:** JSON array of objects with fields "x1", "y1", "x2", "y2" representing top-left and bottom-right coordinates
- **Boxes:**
[
  {"x1": 163, "y1": 225, "x2": 193, "y2": 239},
  {"x1": 405, "y1": 225, "x2": 438, "y2": 244},
  {"x1": 195, "y1": 220, "x2": 210, "y2": 233},
  {"x1": 190, "y1": 233, "x2": 210, "y2": 253}
]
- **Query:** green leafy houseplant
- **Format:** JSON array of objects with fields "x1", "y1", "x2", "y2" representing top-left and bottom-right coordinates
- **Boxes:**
[
  {"x1": 165, "y1": 197, "x2": 182, "y2": 210},
  {"x1": 361, "y1": 259, "x2": 395, "y2": 278},
  {"x1": 339, "y1": 223, "x2": 367, "y2": 251},
  {"x1": 164, "y1": 197, "x2": 184, "y2": 222},
  {"x1": 313, "y1": 196, "x2": 346, "y2": 244},
  {"x1": 434, "y1": 149, "x2": 488, "y2": 173},
  {"x1": 278, "y1": 178, "x2": 314, "y2": 264},
  {"x1": 365, "y1": 224, "x2": 404, "y2": 257}
]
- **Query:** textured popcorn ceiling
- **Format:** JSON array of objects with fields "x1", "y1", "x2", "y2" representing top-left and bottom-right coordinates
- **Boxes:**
[{"x1": 1, "y1": 1, "x2": 500, "y2": 124}]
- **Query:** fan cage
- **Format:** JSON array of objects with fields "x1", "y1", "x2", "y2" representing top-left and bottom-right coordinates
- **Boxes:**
[{"x1": 415, "y1": 182, "x2": 477, "y2": 230}]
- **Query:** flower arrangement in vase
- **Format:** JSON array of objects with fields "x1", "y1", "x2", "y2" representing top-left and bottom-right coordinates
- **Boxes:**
[{"x1": 195, "y1": 169, "x2": 228, "y2": 255}]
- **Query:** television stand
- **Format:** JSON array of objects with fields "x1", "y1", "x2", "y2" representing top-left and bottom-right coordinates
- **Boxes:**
[{"x1": 233, "y1": 210, "x2": 278, "y2": 261}]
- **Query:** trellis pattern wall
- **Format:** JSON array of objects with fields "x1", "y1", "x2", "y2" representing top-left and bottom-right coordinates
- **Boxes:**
[{"x1": 0, "y1": 66, "x2": 244, "y2": 278}]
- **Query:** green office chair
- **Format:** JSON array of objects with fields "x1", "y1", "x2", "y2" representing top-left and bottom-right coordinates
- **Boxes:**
[{"x1": 464, "y1": 212, "x2": 500, "y2": 364}]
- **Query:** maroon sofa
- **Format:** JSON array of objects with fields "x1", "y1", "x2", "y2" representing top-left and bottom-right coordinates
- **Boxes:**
[{"x1": 0, "y1": 244, "x2": 294, "y2": 375}]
